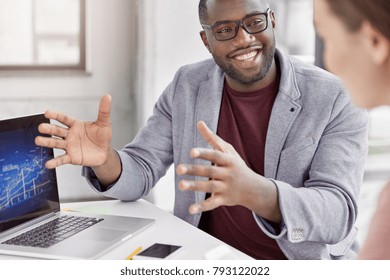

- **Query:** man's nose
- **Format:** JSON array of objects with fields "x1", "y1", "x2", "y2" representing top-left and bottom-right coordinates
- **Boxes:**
[{"x1": 233, "y1": 24, "x2": 255, "y2": 45}]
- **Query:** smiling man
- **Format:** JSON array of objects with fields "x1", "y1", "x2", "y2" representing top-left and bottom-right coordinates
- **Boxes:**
[
  {"x1": 199, "y1": 1, "x2": 276, "y2": 91},
  {"x1": 36, "y1": 0, "x2": 368, "y2": 259}
]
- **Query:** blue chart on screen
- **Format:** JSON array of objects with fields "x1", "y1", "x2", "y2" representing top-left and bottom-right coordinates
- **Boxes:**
[{"x1": 0, "y1": 126, "x2": 57, "y2": 223}]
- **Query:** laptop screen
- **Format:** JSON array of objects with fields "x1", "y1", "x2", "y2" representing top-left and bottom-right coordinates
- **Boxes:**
[{"x1": 0, "y1": 114, "x2": 59, "y2": 233}]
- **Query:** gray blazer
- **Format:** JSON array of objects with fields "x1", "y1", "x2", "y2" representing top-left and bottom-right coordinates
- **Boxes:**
[{"x1": 84, "y1": 49, "x2": 368, "y2": 259}]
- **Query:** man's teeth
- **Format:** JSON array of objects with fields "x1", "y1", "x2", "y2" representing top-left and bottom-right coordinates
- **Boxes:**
[{"x1": 235, "y1": 51, "x2": 258, "y2": 61}]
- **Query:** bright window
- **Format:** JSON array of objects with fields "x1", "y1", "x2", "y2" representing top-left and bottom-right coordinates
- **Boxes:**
[{"x1": 0, "y1": 0, "x2": 85, "y2": 70}]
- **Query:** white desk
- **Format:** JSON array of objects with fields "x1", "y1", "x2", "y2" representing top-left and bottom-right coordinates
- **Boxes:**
[{"x1": 0, "y1": 199, "x2": 252, "y2": 260}]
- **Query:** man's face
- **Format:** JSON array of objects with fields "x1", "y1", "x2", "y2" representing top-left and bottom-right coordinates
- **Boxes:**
[{"x1": 200, "y1": 0, "x2": 276, "y2": 90}]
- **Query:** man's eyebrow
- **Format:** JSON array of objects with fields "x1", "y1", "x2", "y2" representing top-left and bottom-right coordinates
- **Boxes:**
[{"x1": 210, "y1": 10, "x2": 268, "y2": 25}]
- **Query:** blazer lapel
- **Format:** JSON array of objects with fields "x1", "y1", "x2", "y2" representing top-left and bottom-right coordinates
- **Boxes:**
[
  {"x1": 195, "y1": 67, "x2": 224, "y2": 150},
  {"x1": 265, "y1": 92, "x2": 301, "y2": 179},
  {"x1": 194, "y1": 66, "x2": 224, "y2": 203},
  {"x1": 264, "y1": 50, "x2": 304, "y2": 179}
]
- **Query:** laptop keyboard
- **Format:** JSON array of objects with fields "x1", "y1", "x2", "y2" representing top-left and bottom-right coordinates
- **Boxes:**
[{"x1": 2, "y1": 215, "x2": 104, "y2": 248}]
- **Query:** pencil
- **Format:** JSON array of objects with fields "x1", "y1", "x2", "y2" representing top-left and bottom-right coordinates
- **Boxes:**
[{"x1": 125, "y1": 246, "x2": 142, "y2": 260}]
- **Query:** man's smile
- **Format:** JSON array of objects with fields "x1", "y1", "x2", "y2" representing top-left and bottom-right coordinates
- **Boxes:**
[
  {"x1": 233, "y1": 50, "x2": 259, "y2": 61},
  {"x1": 229, "y1": 47, "x2": 262, "y2": 68}
]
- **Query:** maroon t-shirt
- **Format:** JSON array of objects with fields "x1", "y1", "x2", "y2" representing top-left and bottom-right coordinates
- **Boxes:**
[{"x1": 198, "y1": 72, "x2": 287, "y2": 260}]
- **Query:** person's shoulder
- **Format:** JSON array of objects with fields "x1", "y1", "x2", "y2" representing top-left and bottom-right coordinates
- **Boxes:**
[
  {"x1": 171, "y1": 58, "x2": 220, "y2": 85},
  {"x1": 177, "y1": 58, "x2": 217, "y2": 74},
  {"x1": 286, "y1": 55, "x2": 332, "y2": 76},
  {"x1": 277, "y1": 50, "x2": 345, "y2": 99},
  {"x1": 279, "y1": 51, "x2": 353, "y2": 104},
  {"x1": 287, "y1": 54, "x2": 341, "y2": 84}
]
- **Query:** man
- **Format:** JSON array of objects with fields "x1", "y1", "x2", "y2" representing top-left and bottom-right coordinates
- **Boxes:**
[{"x1": 35, "y1": 0, "x2": 368, "y2": 259}]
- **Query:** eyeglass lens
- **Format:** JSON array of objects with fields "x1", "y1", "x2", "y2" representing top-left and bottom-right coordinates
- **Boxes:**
[{"x1": 212, "y1": 13, "x2": 268, "y2": 41}]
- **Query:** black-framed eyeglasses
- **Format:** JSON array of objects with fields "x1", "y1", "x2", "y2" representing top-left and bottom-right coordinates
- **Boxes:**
[{"x1": 201, "y1": 8, "x2": 271, "y2": 41}]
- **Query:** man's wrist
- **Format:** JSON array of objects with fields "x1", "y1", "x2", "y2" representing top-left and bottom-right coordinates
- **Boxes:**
[
  {"x1": 92, "y1": 148, "x2": 122, "y2": 187},
  {"x1": 248, "y1": 175, "x2": 281, "y2": 224}
]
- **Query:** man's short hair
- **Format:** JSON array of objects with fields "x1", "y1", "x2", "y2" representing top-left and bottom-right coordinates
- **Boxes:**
[
  {"x1": 198, "y1": 0, "x2": 269, "y2": 23},
  {"x1": 198, "y1": 0, "x2": 208, "y2": 23}
]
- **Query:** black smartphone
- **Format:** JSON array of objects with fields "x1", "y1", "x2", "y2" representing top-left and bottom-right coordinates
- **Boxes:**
[{"x1": 133, "y1": 243, "x2": 182, "y2": 260}]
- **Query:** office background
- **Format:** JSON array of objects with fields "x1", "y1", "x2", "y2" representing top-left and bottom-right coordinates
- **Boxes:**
[{"x1": 0, "y1": 0, "x2": 389, "y2": 247}]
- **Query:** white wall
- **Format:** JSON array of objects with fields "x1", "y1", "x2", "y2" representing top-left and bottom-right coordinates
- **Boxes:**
[
  {"x1": 137, "y1": 0, "x2": 211, "y2": 212},
  {"x1": 0, "y1": 0, "x2": 138, "y2": 202},
  {"x1": 137, "y1": 0, "x2": 210, "y2": 125},
  {"x1": 271, "y1": 0, "x2": 315, "y2": 56}
]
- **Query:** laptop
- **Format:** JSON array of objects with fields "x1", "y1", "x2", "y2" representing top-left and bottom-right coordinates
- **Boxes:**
[{"x1": 0, "y1": 113, "x2": 155, "y2": 259}]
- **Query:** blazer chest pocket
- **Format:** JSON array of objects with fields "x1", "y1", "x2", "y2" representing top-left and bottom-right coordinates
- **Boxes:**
[
  {"x1": 277, "y1": 136, "x2": 316, "y2": 186},
  {"x1": 280, "y1": 136, "x2": 315, "y2": 160}
]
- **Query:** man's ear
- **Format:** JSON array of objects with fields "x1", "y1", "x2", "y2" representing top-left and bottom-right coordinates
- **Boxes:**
[
  {"x1": 200, "y1": 31, "x2": 211, "y2": 53},
  {"x1": 270, "y1": 10, "x2": 276, "y2": 29},
  {"x1": 361, "y1": 21, "x2": 390, "y2": 65}
]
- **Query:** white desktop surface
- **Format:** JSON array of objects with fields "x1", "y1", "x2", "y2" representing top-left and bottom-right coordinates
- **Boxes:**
[{"x1": 0, "y1": 199, "x2": 252, "y2": 260}]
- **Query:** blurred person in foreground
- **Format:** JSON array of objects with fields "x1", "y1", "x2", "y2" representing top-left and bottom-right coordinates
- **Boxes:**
[{"x1": 314, "y1": 0, "x2": 390, "y2": 259}]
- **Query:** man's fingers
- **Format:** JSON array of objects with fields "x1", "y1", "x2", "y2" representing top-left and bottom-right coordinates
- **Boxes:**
[
  {"x1": 189, "y1": 148, "x2": 230, "y2": 166},
  {"x1": 197, "y1": 121, "x2": 226, "y2": 152},
  {"x1": 45, "y1": 154, "x2": 72, "y2": 169},
  {"x1": 44, "y1": 111, "x2": 76, "y2": 127},
  {"x1": 38, "y1": 123, "x2": 68, "y2": 138},
  {"x1": 96, "y1": 94, "x2": 112, "y2": 127},
  {"x1": 179, "y1": 179, "x2": 223, "y2": 193},
  {"x1": 176, "y1": 164, "x2": 225, "y2": 180},
  {"x1": 35, "y1": 136, "x2": 67, "y2": 150},
  {"x1": 189, "y1": 196, "x2": 223, "y2": 214}
]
